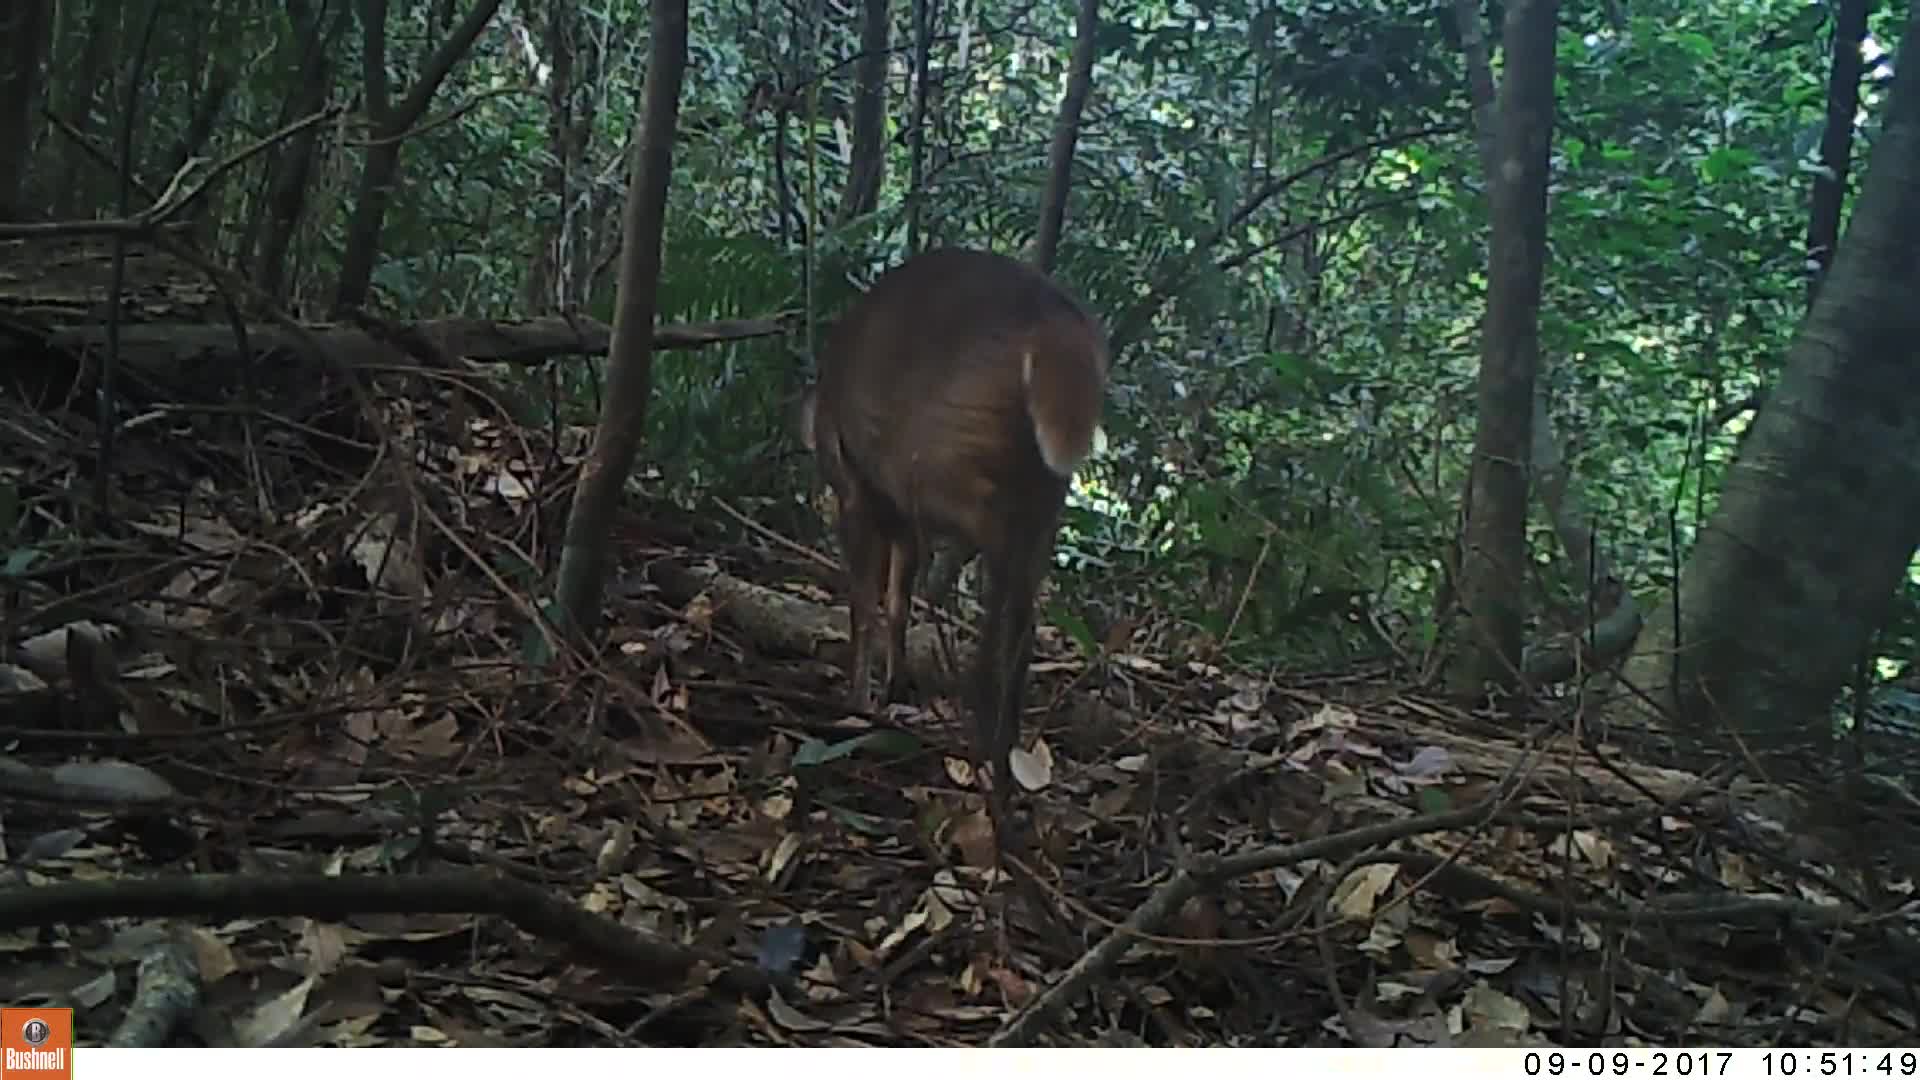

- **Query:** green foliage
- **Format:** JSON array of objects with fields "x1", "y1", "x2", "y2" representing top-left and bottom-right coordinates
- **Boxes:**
[
  {"x1": 20, "y1": 0, "x2": 1910, "y2": 671},
  {"x1": 647, "y1": 220, "x2": 804, "y2": 501}
]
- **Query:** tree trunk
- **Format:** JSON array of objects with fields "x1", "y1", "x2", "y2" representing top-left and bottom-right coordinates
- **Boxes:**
[
  {"x1": 1614, "y1": 2, "x2": 1920, "y2": 750},
  {"x1": 1448, "y1": 0, "x2": 1559, "y2": 696},
  {"x1": 0, "y1": 0, "x2": 54, "y2": 219},
  {"x1": 254, "y1": 0, "x2": 348, "y2": 306},
  {"x1": 553, "y1": 0, "x2": 689, "y2": 638},
  {"x1": 169, "y1": 65, "x2": 237, "y2": 179},
  {"x1": 1805, "y1": 0, "x2": 1870, "y2": 307},
  {"x1": 333, "y1": 140, "x2": 405, "y2": 314},
  {"x1": 166, "y1": 58, "x2": 238, "y2": 239},
  {"x1": 924, "y1": 0, "x2": 1100, "y2": 611},
  {"x1": 524, "y1": 0, "x2": 573, "y2": 312},
  {"x1": 773, "y1": 105, "x2": 795, "y2": 246},
  {"x1": 332, "y1": 0, "x2": 504, "y2": 315},
  {"x1": 1454, "y1": 0, "x2": 1635, "y2": 683},
  {"x1": 904, "y1": 0, "x2": 933, "y2": 251},
  {"x1": 50, "y1": 0, "x2": 119, "y2": 220},
  {"x1": 523, "y1": 0, "x2": 597, "y2": 312},
  {"x1": 1521, "y1": 392, "x2": 1640, "y2": 682},
  {"x1": 1030, "y1": 0, "x2": 1098, "y2": 273},
  {"x1": 837, "y1": 0, "x2": 889, "y2": 224}
]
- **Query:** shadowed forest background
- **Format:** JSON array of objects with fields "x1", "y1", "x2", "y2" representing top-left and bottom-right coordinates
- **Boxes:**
[{"x1": 2, "y1": 0, "x2": 1920, "y2": 1050}]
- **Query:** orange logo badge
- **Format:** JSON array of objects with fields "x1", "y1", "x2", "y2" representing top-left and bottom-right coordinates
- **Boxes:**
[{"x1": 0, "y1": 1008, "x2": 71, "y2": 1080}]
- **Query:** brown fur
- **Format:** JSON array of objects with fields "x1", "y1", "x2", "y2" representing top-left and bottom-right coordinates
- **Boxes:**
[{"x1": 803, "y1": 248, "x2": 1108, "y2": 812}]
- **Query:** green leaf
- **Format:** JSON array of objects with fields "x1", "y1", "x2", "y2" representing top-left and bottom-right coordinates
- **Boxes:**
[
  {"x1": 1, "y1": 548, "x2": 42, "y2": 578},
  {"x1": 827, "y1": 806, "x2": 894, "y2": 835},
  {"x1": 793, "y1": 729, "x2": 921, "y2": 768},
  {"x1": 1051, "y1": 606, "x2": 1098, "y2": 654},
  {"x1": 1699, "y1": 146, "x2": 1756, "y2": 184},
  {"x1": 521, "y1": 598, "x2": 563, "y2": 666},
  {"x1": 1669, "y1": 31, "x2": 1715, "y2": 61}
]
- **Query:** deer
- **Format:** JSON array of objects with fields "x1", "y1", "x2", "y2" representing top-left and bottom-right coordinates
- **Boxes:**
[{"x1": 798, "y1": 248, "x2": 1109, "y2": 831}]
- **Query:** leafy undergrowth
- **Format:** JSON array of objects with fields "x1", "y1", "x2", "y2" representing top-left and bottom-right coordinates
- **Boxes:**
[{"x1": 2, "y1": 322, "x2": 1917, "y2": 1047}]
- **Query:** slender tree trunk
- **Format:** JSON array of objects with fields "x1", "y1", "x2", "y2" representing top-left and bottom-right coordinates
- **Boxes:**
[
  {"x1": 924, "y1": 0, "x2": 1100, "y2": 611},
  {"x1": 1030, "y1": 0, "x2": 1098, "y2": 272},
  {"x1": 332, "y1": 0, "x2": 503, "y2": 315},
  {"x1": 1806, "y1": 0, "x2": 1871, "y2": 307},
  {"x1": 1454, "y1": 0, "x2": 1635, "y2": 684},
  {"x1": 168, "y1": 66, "x2": 236, "y2": 178},
  {"x1": 773, "y1": 106, "x2": 795, "y2": 246},
  {"x1": 561, "y1": 5, "x2": 607, "y2": 306},
  {"x1": 523, "y1": 0, "x2": 578, "y2": 312},
  {"x1": 837, "y1": 0, "x2": 889, "y2": 224},
  {"x1": 166, "y1": 58, "x2": 238, "y2": 240},
  {"x1": 254, "y1": 1, "x2": 347, "y2": 306},
  {"x1": 1448, "y1": 0, "x2": 1560, "y2": 696},
  {"x1": 0, "y1": 0, "x2": 54, "y2": 219},
  {"x1": 553, "y1": 0, "x2": 689, "y2": 638},
  {"x1": 905, "y1": 0, "x2": 933, "y2": 251},
  {"x1": 333, "y1": 141, "x2": 405, "y2": 310},
  {"x1": 50, "y1": 0, "x2": 118, "y2": 219},
  {"x1": 1615, "y1": 3, "x2": 1920, "y2": 750}
]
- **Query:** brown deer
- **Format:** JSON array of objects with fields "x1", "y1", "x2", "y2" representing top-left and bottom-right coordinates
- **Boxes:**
[{"x1": 799, "y1": 248, "x2": 1108, "y2": 823}]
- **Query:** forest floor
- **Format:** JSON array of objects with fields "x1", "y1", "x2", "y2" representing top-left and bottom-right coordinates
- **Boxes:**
[{"x1": 1, "y1": 237, "x2": 1916, "y2": 1048}]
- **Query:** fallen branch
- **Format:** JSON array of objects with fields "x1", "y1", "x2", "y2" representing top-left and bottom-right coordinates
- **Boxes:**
[
  {"x1": 0, "y1": 869, "x2": 712, "y2": 989},
  {"x1": 991, "y1": 796, "x2": 1507, "y2": 1045},
  {"x1": 994, "y1": 774, "x2": 1896, "y2": 1046},
  {"x1": 42, "y1": 312, "x2": 799, "y2": 370},
  {"x1": 649, "y1": 559, "x2": 971, "y2": 694},
  {"x1": 107, "y1": 934, "x2": 201, "y2": 1047}
]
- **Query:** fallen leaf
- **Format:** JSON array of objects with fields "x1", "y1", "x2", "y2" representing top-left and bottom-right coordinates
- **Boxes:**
[
  {"x1": 766, "y1": 986, "x2": 832, "y2": 1032},
  {"x1": 298, "y1": 920, "x2": 348, "y2": 976},
  {"x1": 49, "y1": 760, "x2": 178, "y2": 801},
  {"x1": 1330, "y1": 863, "x2": 1398, "y2": 920},
  {"x1": 1009, "y1": 740, "x2": 1052, "y2": 791},
  {"x1": 236, "y1": 975, "x2": 317, "y2": 1047},
  {"x1": 1462, "y1": 981, "x2": 1530, "y2": 1033}
]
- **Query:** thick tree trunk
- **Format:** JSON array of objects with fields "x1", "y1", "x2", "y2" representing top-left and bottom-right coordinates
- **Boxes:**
[
  {"x1": 1449, "y1": 0, "x2": 1559, "y2": 695},
  {"x1": 553, "y1": 0, "x2": 689, "y2": 638},
  {"x1": 1615, "y1": 3, "x2": 1920, "y2": 750}
]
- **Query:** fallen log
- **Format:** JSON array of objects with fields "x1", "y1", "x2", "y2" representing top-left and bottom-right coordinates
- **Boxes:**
[
  {"x1": 42, "y1": 312, "x2": 798, "y2": 372},
  {"x1": 648, "y1": 560, "x2": 970, "y2": 698}
]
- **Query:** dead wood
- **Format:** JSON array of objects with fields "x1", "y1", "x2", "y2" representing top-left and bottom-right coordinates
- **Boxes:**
[
  {"x1": 108, "y1": 935, "x2": 201, "y2": 1047},
  {"x1": 39, "y1": 311, "x2": 797, "y2": 373},
  {"x1": 0, "y1": 870, "x2": 713, "y2": 990},
  {"x1": 643, "y1": 560, "x2": 1744, "y2": 817},
  {"x1": 650, "y1": 559, "x2": 969, "y2": 697},
  {"x1": 994, "y1": 784, "x2": 1887, "y2": 1046}
]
